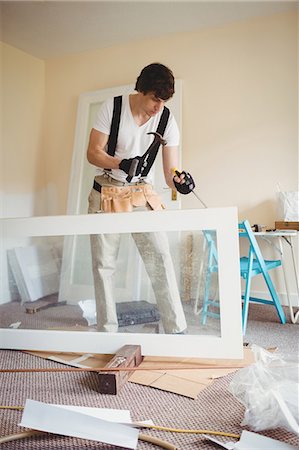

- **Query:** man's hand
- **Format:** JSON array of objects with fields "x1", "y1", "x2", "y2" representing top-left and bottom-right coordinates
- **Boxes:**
[
  {"x1": 119, "y1": 156, "x2": 143, "y2": 181},
  {"x1": 173, "y1": 170, "x2": 195, "y2": 195}
]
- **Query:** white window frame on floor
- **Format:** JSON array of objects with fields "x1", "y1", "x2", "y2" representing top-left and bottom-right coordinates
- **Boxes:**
[{"x1": 1, "y1": 207, "x2": 243, "y2": 359}]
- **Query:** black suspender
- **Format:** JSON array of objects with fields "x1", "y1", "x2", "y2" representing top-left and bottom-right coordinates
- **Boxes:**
[
  {"x1": 107, "y1": 95, "x2": 170, "y2": 176},
  {"x1": 107, "y1": 95, "x2": 122, "y2": 157},
  {"x1": 141, "y1": 106, "x2": 170, "y2": 177}
]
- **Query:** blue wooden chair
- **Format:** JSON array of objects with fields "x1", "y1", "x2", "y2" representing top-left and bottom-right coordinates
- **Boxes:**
[
  {"x1": 201, "y1": 220, "x2": 287, "y2": 334},
  {"x1": 239, "y1": 219, "x2": 286, "y2": 333}
]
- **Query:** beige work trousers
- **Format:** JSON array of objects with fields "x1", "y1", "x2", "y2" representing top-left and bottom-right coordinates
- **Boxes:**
[{"x1": 88, "y1": 174, "x2": 187, "y2": 334}]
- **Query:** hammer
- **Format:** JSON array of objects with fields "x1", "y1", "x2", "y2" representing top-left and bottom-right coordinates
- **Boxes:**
[
  {"x1": 147, "y1": 131, "x2": 167, "y2": 147},
  {"x1": 127, "y1": 131, "x2": 167, "y2": 181}
]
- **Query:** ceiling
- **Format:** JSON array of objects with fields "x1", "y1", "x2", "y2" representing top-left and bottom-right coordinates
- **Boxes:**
[{"x1": 0, "y1": 1, "x2": 297, "y2": 59}]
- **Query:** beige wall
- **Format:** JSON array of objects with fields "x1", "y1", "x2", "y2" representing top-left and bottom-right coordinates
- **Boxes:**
[
  {"x1": 43, "y1": 10, "x2": 297, "y2": 226},
  {"x1": 1, "y1": 10, "x2": 298, "y2": 305},
  {"x1": 1, "y1": 10, "x2": 297, "y2": 225},
  {"x1": 1, "y1": 42, "x2": 45, "y2": 216}
]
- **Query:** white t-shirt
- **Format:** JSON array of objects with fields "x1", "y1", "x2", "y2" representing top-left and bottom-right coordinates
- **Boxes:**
[{"x1": 92, "y1": 94, "x2": 180, "y2": 183}]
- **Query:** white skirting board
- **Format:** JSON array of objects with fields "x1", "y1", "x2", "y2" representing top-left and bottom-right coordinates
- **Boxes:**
[{"x1": 247, "y1": 290, "x2": 299, "y2": 308}]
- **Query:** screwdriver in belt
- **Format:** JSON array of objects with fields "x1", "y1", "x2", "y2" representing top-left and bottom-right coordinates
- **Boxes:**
[{"x1": 172, "y1": 168, "x2": 208, "y2": 209}]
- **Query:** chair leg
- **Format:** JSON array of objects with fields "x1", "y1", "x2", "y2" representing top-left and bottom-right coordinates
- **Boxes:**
[
  {"x1": 242, "y1": 252, "x2": 254, "y2": 335},
  {"x1": 242, "y1": 275, "x2": 253, "y2": 335},
  {"x1": 263, "y1": 272, "x2": 287, "y2": 324},
  {"x1": 202, "y1": 271, "x2": 212, "y2": 325}
]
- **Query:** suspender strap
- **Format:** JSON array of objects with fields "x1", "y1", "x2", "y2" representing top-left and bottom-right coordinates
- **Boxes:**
[
  {"x1": 107, "y1": 95, "x2": 122, "y2": 156},
  {"x1": 93, "y1": 179, "x2": 102, "y2": 193},
  {"x1": 157, "y1": 106, "x2": 170, "y2": 136},
  {"x1": 141, "y1": 106, "x2": 170, "y2": 177}
]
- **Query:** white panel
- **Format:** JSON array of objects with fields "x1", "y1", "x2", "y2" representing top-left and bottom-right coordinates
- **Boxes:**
[{"x1": 7, "y1": 245, "x2": 60, "y2": 302}]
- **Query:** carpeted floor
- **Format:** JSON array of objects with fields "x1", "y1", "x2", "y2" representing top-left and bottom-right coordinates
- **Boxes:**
[
  {"x1": 0, "y1": 296, "x2": 221, "y2": 336},
  {"x1": 0, "y1": 349, "x2": 299, "y2": 450},
  {"x1": 0, "y1": 302, "x2": 298, "y2": 449},
  {"x1": 0, "y1": 299, "x2": 298, "y2": 352}
]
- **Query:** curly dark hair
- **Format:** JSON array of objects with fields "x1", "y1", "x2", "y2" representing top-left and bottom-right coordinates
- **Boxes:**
[{"x1": 134, "y1": 63, "x2": 175, "y2": 101}]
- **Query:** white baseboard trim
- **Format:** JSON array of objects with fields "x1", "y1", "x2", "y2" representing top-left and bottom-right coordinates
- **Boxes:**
[{"x1": 246, "y1": 290, "x2": 299, "y2": 307}]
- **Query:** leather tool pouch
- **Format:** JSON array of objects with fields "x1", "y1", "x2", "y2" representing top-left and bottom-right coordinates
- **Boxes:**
[{"x1": 100, "y1": 185, "x2": 164, "y2": 213}]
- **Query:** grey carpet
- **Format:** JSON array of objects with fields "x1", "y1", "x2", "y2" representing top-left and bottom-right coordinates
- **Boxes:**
[
  {"x1": 0, "y1": 300, "x2": 298, "y2": 352},
  {"x1": 0, "y1": 301, "x2": 298, "y2": 449},
  {"x1": 1, "y1": 350, "x2": 299, "y2": 450}
]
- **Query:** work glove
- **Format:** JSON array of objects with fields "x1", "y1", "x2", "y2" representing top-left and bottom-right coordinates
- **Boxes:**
[
  {"x1": 173, "y1": 170, "x2": 195, "y2": 195},
  {"x1": 119, "y1": 156, "x2": 143, "y2": 181}
]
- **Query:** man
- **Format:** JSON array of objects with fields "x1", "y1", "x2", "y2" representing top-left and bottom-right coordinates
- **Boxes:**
[{"x1": 87, "y1": 63, "x2": 194, "y2": 333}]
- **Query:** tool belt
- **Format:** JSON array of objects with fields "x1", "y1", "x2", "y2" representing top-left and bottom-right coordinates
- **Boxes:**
[{"x1": 93, "y1": 179, "x2": 164, "y2": 213}]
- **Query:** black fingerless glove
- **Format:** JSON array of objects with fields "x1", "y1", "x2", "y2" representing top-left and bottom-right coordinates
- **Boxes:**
[
  {"x1": 173, "y1": 171, "x2": 195, "y2": 195},
  {"x1": 119, "y1": 158, "x2": 135, "y2": 174},
  {"x1": 119, "y1": 156, "x2": 143, "y2": 181}
]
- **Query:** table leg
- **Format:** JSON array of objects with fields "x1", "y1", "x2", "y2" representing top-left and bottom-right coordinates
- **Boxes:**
[{"x1": 280, "y1": 236, "x2": 299, "y2": 324}]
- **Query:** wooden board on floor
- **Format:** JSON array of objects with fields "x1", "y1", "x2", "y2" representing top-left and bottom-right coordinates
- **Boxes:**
[
  {"x1": 25, "y1": 346, "x2": 277, "y2": 399},
  {"x1": 24, "y1": 299, "x2": 67, "y2": 314},
  {"x1": 26, "y1": 350, "x2": 111, "y2": 367},
  {"x1": 26, "y1": 345, "x2": 143, "y2": 395}
]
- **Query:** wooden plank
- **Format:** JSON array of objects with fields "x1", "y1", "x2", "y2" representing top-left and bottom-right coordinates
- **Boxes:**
[
  {"x1": 24, "y1": 299, "x2": 67, "y2": 314},
  {"x1": 275, "y1": 221, "x2": 299, "y2": 230},
  {"x1": 97, "y1": 345, "x2": 143, "y2": 395}
]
